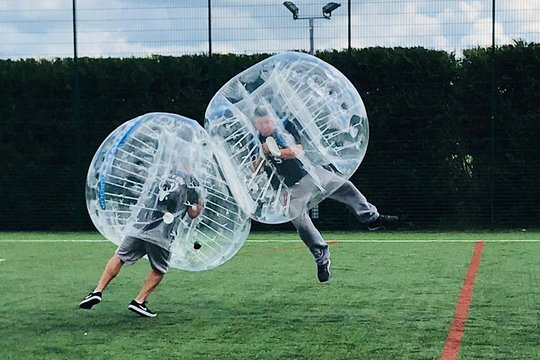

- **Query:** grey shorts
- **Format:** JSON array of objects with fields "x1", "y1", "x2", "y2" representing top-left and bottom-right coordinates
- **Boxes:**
[{"x1": 116, "y1": 236, "x2": 171, "y2": 274}]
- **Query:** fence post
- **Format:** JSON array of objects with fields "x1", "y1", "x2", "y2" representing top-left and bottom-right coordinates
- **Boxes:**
[
  {"x1": 208, "y1": 0, "x2": 212, "y2": 57},
  {"x1": 348, "y1": 0, "x2": 351, "y2": 52},
  {"x1": 490, "y1": 0, "x2": 496, "y2": 228},
  {"x1": 72, "y1": 0, "x2": 82, "y2": 228}
]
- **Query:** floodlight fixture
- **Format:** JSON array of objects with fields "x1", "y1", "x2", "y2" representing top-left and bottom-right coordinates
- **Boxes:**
[
  {"x1": 283, "y1": 1, "x2": 299, "y2": 19},
  {"x1": 322, "y1": 2, "x2": 341, "y2": 18},
  {"x1": 282, "y1": 1, "x2": 341, "y2": 54}
]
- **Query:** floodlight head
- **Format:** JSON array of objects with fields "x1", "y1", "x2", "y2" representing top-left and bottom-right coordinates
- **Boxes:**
[
  {"x1": 283, "y1": 1, "x2": 299, "y2": 20},
  {"x1": 322, "y1": 2, "x2": 341, "y2": 18}
]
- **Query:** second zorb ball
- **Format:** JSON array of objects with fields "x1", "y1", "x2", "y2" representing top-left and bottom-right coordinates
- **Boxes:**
[
  {"x1": 205, "y1": 52, "x2": 369, "y2": 223},
  {"x1": 86, "y1": 112, "x2": 250, "y2": 271}
]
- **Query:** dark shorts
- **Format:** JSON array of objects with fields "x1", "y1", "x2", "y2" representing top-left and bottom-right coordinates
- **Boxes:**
[{"x1": 115, "y1": 236, "x2": 171, "y2": 274}]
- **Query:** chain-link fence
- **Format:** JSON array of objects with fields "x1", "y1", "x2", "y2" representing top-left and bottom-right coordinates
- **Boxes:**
[
  {"x1": 2, "y1": 1, "x2": 539, "y2": 59},
  {"x1": 1, "y1": 1, "x2": 539, "y2": 231}
]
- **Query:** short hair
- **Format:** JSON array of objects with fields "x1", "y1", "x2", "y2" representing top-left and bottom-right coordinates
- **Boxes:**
[{"x1": 253, "y1": 106, "x2": 269, "y2": 118}]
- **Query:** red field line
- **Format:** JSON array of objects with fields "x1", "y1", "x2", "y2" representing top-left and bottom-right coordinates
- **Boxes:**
[{"x1": 440, "y1": 241, "x2": 485, "y2": 360}]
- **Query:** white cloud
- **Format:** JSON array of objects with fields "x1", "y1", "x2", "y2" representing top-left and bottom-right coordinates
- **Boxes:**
[
  {"x1": 349, "y1": 2, "x2": 450, "y2": 50},
  {"x1": 497, "y1": 0, "x2": 540, "y2": 42},
  {"x1": 461, "y1": 18, "x2": 512, "y2": 48},
  {"x1": 0, "y1": 1, "x2": 538, "y2": 59},
  {"x1": 459, "y1": 1, "x2": 484, "y2": 21}
]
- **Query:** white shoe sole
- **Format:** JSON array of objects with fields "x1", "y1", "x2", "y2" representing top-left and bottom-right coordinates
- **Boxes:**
[
  {"x1": 128, "y1": 304, "x2": 157, "y2": 318},
  {"x1": 79, "y1": 295, "x2": 101, "y2": 309}
]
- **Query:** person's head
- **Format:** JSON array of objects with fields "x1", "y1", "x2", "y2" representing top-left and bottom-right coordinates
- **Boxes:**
[{"x1": 253, "y1": 107, "x2": 276, "y2": 137}]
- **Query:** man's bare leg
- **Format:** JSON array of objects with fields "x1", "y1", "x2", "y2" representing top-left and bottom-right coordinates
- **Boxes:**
[
  {"x1": 127, "y1": 269, "x2": 164, "y2": 317},
  {"x1": 134, "y1": 268, "x2": 164, "y2": 303},
  {"x1": 80, "y1": 255, "x2": 124, "y2": 309},
  {"x1": 95, "y1": 255, "x2": 124, "y2": 292}
]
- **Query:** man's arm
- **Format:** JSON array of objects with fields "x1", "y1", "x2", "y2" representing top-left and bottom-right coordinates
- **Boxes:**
[
  {"x1": 278, "y1": 119, "x2": 304, "y2": 159},
  {"x1": 263, "y1": 138, "x2": 303, "y2": 160},
  {"x1": 251, "y1": 132, "x2": 302, "y2": 172},
  {"x1": 278, "y1": 144, "x2": 303, "y2": 159},
  {"x1": 186, "y1": 184, "x2": 203, "y2": 219},
  {"x1": 251, "y1": 153, "x2": 266, "y2": 173}
]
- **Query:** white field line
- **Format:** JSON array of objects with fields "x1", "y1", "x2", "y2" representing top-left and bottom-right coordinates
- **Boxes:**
[
  {"x1": 0, "y1": 258, "x2": 5, "y2": 262},
  {"x1": 0, "y1": 239, "x2": 110, "y2": 243},
  {"x1": 253, "y1": 239, "x2": 540, "y2": 243},
  {"x1": 0, "y1": 239, "x2": 540, "y2": 243}
]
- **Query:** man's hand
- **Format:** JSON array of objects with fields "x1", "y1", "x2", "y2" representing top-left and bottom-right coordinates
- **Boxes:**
[
  {"x1": 252, "y1": 156, "x2": 265, "y2": 173},
  {"x1": 187, "y1": 204, "x2": 203, "y2": 219}
]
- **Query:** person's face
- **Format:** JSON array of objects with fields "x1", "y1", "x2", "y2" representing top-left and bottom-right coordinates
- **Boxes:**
[{"x1": 254, "y1": 115, "x2": 276, "y2": 137}]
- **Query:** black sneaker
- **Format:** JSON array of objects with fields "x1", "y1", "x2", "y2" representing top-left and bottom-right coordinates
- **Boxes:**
[
  {"x1": 79, "y1": 291, "x2": 102, "y2": 309},
  {"x1": 128, "y1": 300, "x2": 157, "y2": 318},
  {"x1": 317, "y1": 260, "x2": 331, "y2": 283},
  {"x1": 367, "y1": 215, "x2": 399, "y2": 231}
]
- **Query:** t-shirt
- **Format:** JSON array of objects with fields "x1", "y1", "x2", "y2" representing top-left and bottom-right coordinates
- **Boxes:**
[
  {"x1": 129, "y1": 173, "x2": 199, "y2": 246},
  {"x1": 258, "y1": 119, "x2": 307, "y2": 187}
]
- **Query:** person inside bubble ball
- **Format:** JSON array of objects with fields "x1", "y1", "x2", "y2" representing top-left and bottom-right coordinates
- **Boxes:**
[
  {"x1": 252, "y1": 106, "x2": 398, "y2": 282},
  {"x1": 79, "y1": 172, "x2": 203, "y2": 317}
]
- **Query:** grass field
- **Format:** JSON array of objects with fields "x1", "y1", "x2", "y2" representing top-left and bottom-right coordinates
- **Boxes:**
[{"x1": 1, "y1": 231, "x2": 539, "y2": 359}]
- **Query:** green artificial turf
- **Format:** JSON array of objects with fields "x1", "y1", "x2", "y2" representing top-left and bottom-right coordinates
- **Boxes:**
[{"x1": 0, "y1": 231, "x2": 538, "y2": 359}]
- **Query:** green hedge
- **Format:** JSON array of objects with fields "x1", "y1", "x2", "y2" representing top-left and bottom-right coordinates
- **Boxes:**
[{"x1": 1, "y1": 44, "x2": 538, "y2": 230}]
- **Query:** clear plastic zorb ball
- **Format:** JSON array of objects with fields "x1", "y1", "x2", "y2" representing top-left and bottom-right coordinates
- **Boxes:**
[
  {"x1": 86, "y1": 112, "x2": 251, "y2": 271},
  {"x1": 205, "y1": 52, "x2": 369, "y2": 223}
]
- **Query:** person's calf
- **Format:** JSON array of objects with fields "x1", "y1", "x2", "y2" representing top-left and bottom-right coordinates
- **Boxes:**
[{"x1": 135, "y1": 268, "x2": 165, "y2": 304}]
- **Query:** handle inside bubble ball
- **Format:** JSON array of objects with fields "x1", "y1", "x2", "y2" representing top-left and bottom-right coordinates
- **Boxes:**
[{"x1": 265, "y1": 137, "x2": 281, "y2": 157}]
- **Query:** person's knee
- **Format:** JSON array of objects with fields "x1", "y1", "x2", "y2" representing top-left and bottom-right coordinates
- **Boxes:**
[
  {"x1": 151, "y1": 266, "x2": 167, "y2": 276},
  {"x1": 112, "y1": 254, "x2": 130, "y2": 268},
  {"x1": 340, "y1": 180, "x2": 356, "y2": 194}
]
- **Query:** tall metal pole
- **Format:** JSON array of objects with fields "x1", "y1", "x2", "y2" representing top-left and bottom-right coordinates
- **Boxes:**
[
  {"x1": 72, "y1": 0, "x2": 78, "y2": 61},
  {"x1": 208, "y1": 0, "x2": 212, "y2": 57},
  {"x1": 72, "y1": 0, "x2": 82, "y2": 228},
  {"x1": 309, "y1": 18, "x2": 314, "y2": 54},
  {"x1": 348, "y1": 0, "x2": 351, "y2": 52},
  {"x1": 490, "y1": 0, "x2": 496, "y2": 228}
]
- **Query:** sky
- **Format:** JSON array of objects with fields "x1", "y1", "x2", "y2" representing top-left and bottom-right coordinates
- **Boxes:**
[{"x1": 1, "y1": 0, "x2": 539, "y2": 59}]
